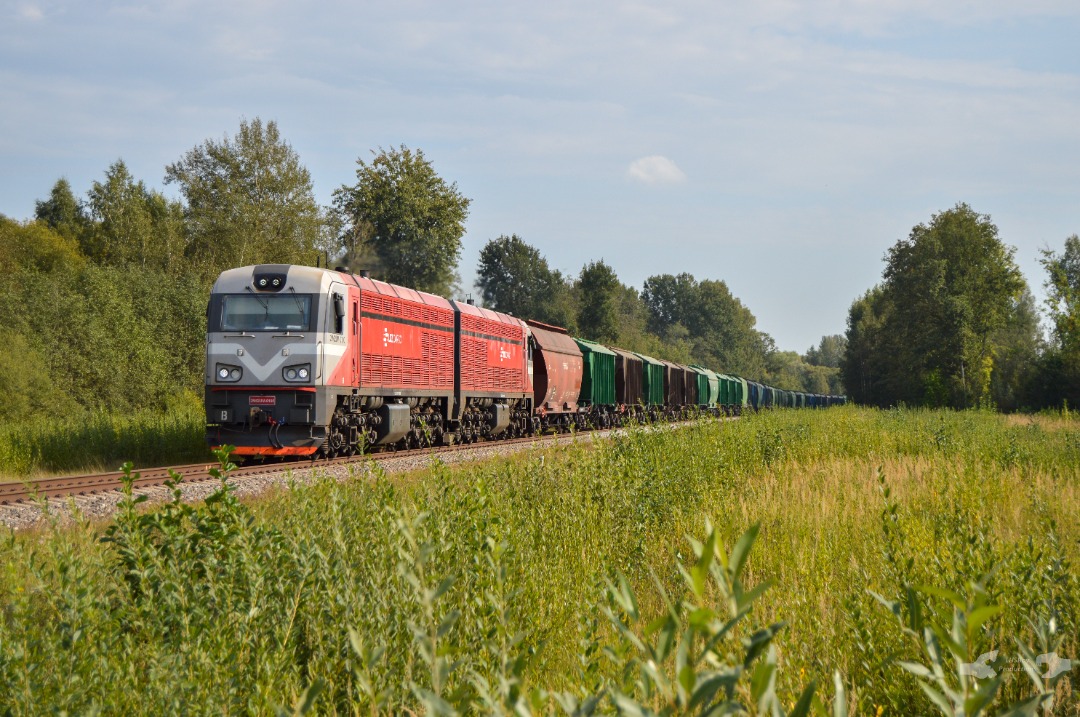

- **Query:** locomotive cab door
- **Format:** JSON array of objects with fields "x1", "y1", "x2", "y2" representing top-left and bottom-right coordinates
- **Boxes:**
[
  {"x1": 350, "y1": 297, "x2": 359, "y2": 385},
  {"x1": 322, "y1": 284, "x2": 347, "y2": 383},
  {"x1": 526, "y1": 332, "x2": 534, "y2": 389}
]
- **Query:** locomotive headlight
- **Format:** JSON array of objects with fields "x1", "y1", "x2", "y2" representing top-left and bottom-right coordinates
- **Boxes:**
[
  {"x1": 282, "y1": 363, "x2": 311, "y2": 382},
  {"x1": 216, "y1": 364, "x2": 242, "y2": 382}
]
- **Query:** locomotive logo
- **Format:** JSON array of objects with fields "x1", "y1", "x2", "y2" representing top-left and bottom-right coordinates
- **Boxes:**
[
  {"x1": 383, "y1": 327, "x2": 403, "y2": 346},
  {"x1": 486, "y1": 341, "x2": 519, "y2": 368}
]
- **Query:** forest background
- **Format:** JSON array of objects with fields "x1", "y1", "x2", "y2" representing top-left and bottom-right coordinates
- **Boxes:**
[{"x1": 1, "y1": 117, "x2": 1077, "y2": 431}]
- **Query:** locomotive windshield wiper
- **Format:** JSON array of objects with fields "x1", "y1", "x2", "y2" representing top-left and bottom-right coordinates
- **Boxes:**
[
  {"x1": 287, "y1": 287, "x2": 305, "y2": 318},
  {"x1": 243, "y1": 285, "x2": 269, "y2": 306},
  {"x1": 243, "y1": 286, "x2": 272, "y2": 322},
  {"x1": 240, "y1": 285, "x2": 282, "y2": 327}
]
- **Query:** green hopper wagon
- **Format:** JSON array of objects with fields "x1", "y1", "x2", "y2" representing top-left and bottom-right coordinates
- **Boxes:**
[{"x1": 573, "y1": 338, "x2": 616, "y2": 407}]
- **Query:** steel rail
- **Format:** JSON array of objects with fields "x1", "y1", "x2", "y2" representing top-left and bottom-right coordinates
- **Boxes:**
[{"x1": 0, "y1": 429, "x2": 582, "y2": 505}]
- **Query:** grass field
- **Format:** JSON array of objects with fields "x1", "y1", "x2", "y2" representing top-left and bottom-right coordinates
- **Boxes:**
[
  {"x1": 0, "y1": 399, "x2": 207, "y2": 479},
  {"x1": 0, "y1": 407, "x2": 1076, "y2": 715}
]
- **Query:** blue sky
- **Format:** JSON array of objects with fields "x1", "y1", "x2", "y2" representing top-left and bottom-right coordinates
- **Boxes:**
[{"x1": 2, "y1": 1, "x2": 1078, "y2": 352}]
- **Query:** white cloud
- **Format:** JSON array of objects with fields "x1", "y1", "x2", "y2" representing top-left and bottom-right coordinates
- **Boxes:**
[
  {"x1": 18, "y1": 4, "x2": 43, "y2": 21},
  {"x1": 627, "y1": 155, "x2": 686, "y2": 184}
]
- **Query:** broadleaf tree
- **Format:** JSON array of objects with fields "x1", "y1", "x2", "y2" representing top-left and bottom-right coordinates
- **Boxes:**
[
  {"x1": 85, "y1": 160, "x2": 187, "y2": 270},
  {"x1": 1033, "y1": 234, "x2": 1080, "y2": 408},
  {"x1": 988, "y1": 288, "x2": 1041, "y2": 411},
  {"x1": 842, "y1": 204, "x2": 1029, "y2": 408},
  {"x1": 642, "y1": 272, "x2": 769, "y2": 379},
  {"x1": 475, "y1": 234, "x2": 576, "y2": 329},
  {"x1": 840, "y1": 286, "x2": 891, "y2": 406},
  {"x1": 1040, "y1": 234, "x2": 1080, "y2": 353},
  {"x1": 34, "y1": 178, "x2": 90, "y2": 242},
  {"x1": 575, "y1": 260, "x2": 622, "y2": 343},
  {"x1": 165, "y1": 118, "x2": 324, "y2": 276},
  {"x1": 334, "y1": 145, "x2": 470, "y2": 297},
  {"x1": 805, "y1": 335, "x2": 846, "y2": 368},
  {"x1": 0, "y1": 215, "x2": 85, "y2": 277}
]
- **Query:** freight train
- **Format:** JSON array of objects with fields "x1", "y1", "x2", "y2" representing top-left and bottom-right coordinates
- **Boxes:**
[{"x1": 205, "y1": 265, "x2": 846, "y2": 458}]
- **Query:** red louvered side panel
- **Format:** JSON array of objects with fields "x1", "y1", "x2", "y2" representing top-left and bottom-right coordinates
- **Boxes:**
[
  {"x1": 358, "y1": 290, "x2": 454, "y2": 390},
  {"x1": 458, "y1": 314, "x2": 528, "y2": 393}
]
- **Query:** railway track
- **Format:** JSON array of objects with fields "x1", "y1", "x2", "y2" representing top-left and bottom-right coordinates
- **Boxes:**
[
  {"x1": 0, "y1": 419, "x2": 730, "y2": 534},
  {"x1": 0, "y1": 461, "x2": 213, "y2": 505},
  {"x1": 0, "y1": 431, "x2": 577, "y2": 506}
]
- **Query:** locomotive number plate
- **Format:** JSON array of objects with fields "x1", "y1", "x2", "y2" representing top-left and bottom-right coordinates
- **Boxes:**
[{"x1": 249, "y1": 396, "x2": 277, "y2": 406}]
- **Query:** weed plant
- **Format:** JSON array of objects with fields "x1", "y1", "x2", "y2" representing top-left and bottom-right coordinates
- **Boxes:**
[
  {"x1": 0, "y1": 398, "x2": 206, "y2": 478},
  {"x1": 0, "y1": 407, "x2": 1076, "y2": 715}
]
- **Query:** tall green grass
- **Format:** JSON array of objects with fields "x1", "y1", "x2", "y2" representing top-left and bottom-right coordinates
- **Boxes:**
[
  {"x1": 0, "y1": 407, "x2": 1076, "y2": 715},
  {"x1": 0, "y1": 395, "x2": 206, "y2": 477}
]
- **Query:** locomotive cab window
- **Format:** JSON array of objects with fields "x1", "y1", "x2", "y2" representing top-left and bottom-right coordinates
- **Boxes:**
[
  {"x1": 332, "y1": 293, "x2": 345, "y2": 334},
  {"x1": 217, "y1": 294, "x2": 312, "y2": 332}
]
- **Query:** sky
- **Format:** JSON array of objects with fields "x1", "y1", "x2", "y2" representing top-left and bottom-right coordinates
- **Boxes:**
[{"x1": 1, "y1": 1, "x2": 1078, "y2": 353}]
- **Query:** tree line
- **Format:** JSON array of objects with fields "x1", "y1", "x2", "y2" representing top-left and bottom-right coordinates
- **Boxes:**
[
  {"x1": 5, "y1": 116, "x2": 1073, "y2": 423},
  {"x1": 840, "y1": 202, "x2": 1078, "y2": 411},
  {"x1": 1, "y1": 117, "x2": 841, "y2": 423},
  {"x1": 474, "y1": 235, "x2": 844, "y2": 394}
]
